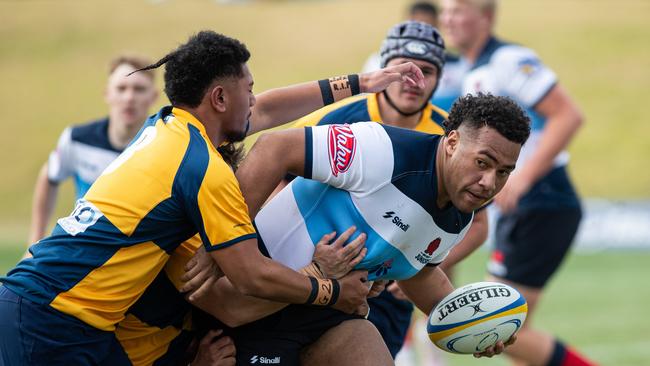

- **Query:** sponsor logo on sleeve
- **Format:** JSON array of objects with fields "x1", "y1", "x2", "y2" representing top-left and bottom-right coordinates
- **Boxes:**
[{"x1": 327, "y1": 124, "x2": 357, "y2": 177}]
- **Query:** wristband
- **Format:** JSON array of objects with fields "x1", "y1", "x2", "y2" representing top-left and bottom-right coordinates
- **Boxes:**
[
  {"x1": 318, "y1": 74, "x2": 361, "y2": 106},
  {"x1": 314, "y1": 279, "x2": 334, "y2": 306},
  {"x1": 330, "y1": 278, "x2": 340, "y2": 306},
  {"x1": 305, "y1": 276, "x2": 319, "y2": 305}
]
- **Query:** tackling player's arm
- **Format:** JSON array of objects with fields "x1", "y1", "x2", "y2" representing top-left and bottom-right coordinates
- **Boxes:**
[
  {"x1": 185, "y1": 228, "x2": 367, "y2": 327},
  {"x1": 246, "y1": 62, "x2": 425, "y2": 135},
  {"x1": 236, "y1": 128, "x2": 306, "y2": 216}
]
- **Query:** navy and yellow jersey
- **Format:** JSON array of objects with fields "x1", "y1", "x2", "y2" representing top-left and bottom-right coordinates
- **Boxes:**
[
  {"x1": 1, "y1": 106, "x2": 256, "y2": 332},
  {"x1": 293, "y1": 92, "x2": 448, "y2": 135},
  {"x1": 115, "y1": 235, "x2": 201, "y2": 366}
]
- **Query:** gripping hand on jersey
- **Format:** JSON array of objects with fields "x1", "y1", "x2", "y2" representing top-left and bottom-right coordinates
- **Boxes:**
[
  {"x1": 360, "y1": 61, "x2": 425, "y2": 93},
  {"x1": 312, "y1": 226, "x2": 367, "y2": 279}
]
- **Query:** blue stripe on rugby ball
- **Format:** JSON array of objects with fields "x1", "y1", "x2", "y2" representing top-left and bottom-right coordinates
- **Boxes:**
[
  {"x1": 445, "y1": 318, "x2": 523, "y2": 353},
  {"x1": 427, "y1": 292, "x2": 526, "y2": 334}
]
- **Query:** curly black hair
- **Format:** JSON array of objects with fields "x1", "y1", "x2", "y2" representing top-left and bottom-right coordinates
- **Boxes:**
[
  {"x1": 445, "y1": 93, "x2": 531, "y2": 144},
  {"x1": 131, "y1": 30, "x2": 250, "y2": 107}
]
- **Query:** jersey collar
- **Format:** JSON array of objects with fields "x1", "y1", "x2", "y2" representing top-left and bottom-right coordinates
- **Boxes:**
[
  {"x1": 171, "y1": 107, "x2": 219, "y2": 153},
  {"x1": 369, "y1": 93, "x2": 442, "y2": 134}
]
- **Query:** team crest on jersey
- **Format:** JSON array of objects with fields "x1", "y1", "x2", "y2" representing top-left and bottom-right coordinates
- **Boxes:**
[
  {"x1": 518, "y1": 57, "x2": 541, "y2": 75},
  {"x1": 370, "y1": 259, "x2": 394, "y2": 277},
  {"x1": 58, "y1": 199, "x2": 104, "y2": 236},
  {"x1": 328, "y1": 124, "x2": 357, "y2": 177},
  {"x1": 415, "y1": 238, "x2": 441, "y2": 264}
]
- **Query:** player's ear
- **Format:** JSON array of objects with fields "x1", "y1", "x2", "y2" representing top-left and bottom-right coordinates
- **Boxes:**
[
  {"x1": 210, "y1": 85, "x2": 227, "y2": 113},
  {"x1": 445, "y1": 129, "x2": 460, "y2": 156}
]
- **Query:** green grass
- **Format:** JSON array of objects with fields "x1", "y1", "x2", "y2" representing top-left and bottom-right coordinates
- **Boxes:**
[
  {"x1": 2, "y1": 242, "x2": 649, "y2": 365},
  {"x1": 411, "y1": 250, "x2": 650, "y2": 366}
]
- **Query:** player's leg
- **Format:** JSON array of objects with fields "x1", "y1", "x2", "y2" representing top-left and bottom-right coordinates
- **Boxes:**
[
  {"x1": 486, "y1": 277, "x2": 554, "y2": 364},
  {"x1": 0, "y1": 286, "x2": 126, "y2": 366},
  {"x1": 300, "y1": 319, "x2": 393, "y2": 366},
  {"x1": 0, "y1": 286, "x2": 26, "y2": 365},
  {"x1": 367, "y1": 288, "x2": 413, "y2": 358},
  {"x1": 488, "y1": 207, "x2": 596, "y2": 366}
]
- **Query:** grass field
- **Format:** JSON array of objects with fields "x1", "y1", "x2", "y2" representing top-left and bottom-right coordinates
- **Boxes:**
[{"x1": 1, "y1": 243, "x2": 649, "y2": 365}]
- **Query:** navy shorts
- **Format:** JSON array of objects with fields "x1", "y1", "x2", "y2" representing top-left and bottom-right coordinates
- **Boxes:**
[
  {"x1": 489, "y1": 207, "x2": 582, "y2": 288},
  {"x1": 228, "y1": 304, "x2": 361, "y2": 366},
  {"x1": 367, "y1": 288, "x2": 413, "y2": 358},
  {"x1": 0, "y1": 286, "x2": 131, "y2": 366}
]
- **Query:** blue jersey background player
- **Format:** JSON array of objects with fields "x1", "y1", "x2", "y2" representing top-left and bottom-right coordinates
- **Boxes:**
[
  {"x1": 186, "y1": 93, "x2": 531, "y2": 365},
  {"x1": 28, "y1": 55, "x2": 158, "y2": 244},
  {"x1": 433, "y1": 1, "x2": 595, "y2": 365}
]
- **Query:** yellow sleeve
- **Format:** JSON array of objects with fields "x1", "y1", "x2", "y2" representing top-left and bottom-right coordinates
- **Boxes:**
[{"x1": 195, "y1": 157, "x2": 256, "y2": 251}]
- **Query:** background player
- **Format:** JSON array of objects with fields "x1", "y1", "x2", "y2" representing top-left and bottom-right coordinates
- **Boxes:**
[
  {"x1": 436, "y1": 1, "x2": 595, "y2": 365},
  {"x1": 28, "y1": 55, "x2": 158, "y2": 244}
]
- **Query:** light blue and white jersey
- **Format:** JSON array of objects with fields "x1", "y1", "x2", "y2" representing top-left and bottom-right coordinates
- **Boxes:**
[
  {"x1": 432, "y1": 38, "x2": 579, "y2": 209},
  {"x1": 47, "y1": 118, "x2": 122, "y2": 199},
  {"x1": 255, "y1": 122, "x2": 473, "y2": 281}
]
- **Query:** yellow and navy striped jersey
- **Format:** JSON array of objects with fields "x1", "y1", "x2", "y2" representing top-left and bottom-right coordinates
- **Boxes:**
[
  {"x1": 2, "y1": 106, "x2": 256, "y2": 332},
  {"x1": 115, "y1": 235, "x2": 201, "y2": 366},
  {"x1": 293, "y1": 92, "x2": 448, "y2": 134}
]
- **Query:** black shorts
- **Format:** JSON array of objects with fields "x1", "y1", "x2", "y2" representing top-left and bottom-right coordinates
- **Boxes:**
[
  {"x1": 488, "y1": 206, "x2": 582, "y2": 288},
  {"x1": 229, "y1": 304, "x2": 362, "y2": 366},
  {"x1": 367, "y1": 288, "x2": 413, "y2": 358}
]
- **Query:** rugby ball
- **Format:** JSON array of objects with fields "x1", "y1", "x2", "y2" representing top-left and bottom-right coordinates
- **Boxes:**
[{"x1": 427, "y1": 281, "x2": 527, "y2": 354}]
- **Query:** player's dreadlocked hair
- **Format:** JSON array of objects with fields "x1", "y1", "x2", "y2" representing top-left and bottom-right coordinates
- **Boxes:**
[
  {"x1": 218, "y1": 143, "x2": 245, "y2": 172},
  {"x1": 445, "y1": 93, "x2": 531, "y2": 144},
  {"x1": 131, "y1": 30, "x2": 250, "y2": 107}
]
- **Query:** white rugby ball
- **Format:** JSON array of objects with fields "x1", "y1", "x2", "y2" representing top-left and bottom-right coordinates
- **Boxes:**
[{"x1": 427, "y1": 281, "x2": 527, "y2": 354}]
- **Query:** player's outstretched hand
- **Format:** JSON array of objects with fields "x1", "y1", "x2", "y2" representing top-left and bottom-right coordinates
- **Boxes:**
[
  {"x1": 191, "y1": 329, "x2": 236, "y2": 366},
  {"x1": 313, "y1": 226, "x2": 367, "y2": 279},
  {"x1": 181, "y1": 246, "x2": 224, "y2": 297},
  {"x1": 332, "y1": 270, "x2": 370, "y2": 314},
  {"x1": 473, "y1": 334, "x2": 517, "y2": 358},
  {"x1": 360, "y1": 61, "x2": 425, "y2": 93}
]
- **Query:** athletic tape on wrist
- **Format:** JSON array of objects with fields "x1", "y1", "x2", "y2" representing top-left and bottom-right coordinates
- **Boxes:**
[
  {"x1": 330, "y1": 278, "x2": 340, "y2": 306},
  {"x1": 318, "y1": 74, "x2": 360, "y2": 106},
  {"x1": 299, "y1": 262, "x2": 325, "y2": 278},
  {"x1": 306, "y1": 276, "x2": 319, "y2": 305},
  {"x1": 314, "y1": 279, "x2": 334, "y2": 306}
]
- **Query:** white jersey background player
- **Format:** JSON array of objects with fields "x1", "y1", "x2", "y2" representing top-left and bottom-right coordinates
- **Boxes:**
[
  {"x1": 432, "y1": 1, "x2": 592, "y2": 366},
  {"x1": 186, "y1": 93, "x2": 531, "y2": 365}
]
